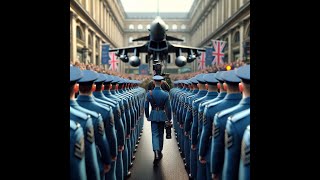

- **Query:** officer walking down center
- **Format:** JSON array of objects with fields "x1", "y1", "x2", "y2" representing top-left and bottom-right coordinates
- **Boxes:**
[{"x1": 145, "y1": 75, "x2": 172, "y2": 165}]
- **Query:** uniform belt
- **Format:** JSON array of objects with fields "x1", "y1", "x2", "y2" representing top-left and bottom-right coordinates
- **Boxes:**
[{"x1": 152, "y1": 107, "x2": 165, "y2": 111}]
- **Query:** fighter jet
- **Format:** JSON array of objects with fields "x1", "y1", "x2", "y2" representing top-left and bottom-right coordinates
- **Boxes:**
[{"x1": 109, "y1": 16, "x2": 205, "y2": 68}]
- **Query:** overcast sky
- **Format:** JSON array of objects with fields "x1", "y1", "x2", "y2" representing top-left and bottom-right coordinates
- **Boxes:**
[{"x1": 120, "y1": 0, "x2": 195, "y2": 12}]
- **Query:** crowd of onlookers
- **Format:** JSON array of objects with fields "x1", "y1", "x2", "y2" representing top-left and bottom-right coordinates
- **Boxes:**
[
  {"x1": 170, "y1": 59, "x2": 249, "y2": 81},
  {"x1": 70, "y1": 58, "x2": 249, "y2": 87},
  {"x1": 71, "y1": 61, "x2": 150, "y2": 81}
]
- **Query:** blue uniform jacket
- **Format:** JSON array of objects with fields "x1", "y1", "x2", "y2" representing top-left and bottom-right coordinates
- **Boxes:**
[
  {"x1": 76, "y1": 95, "x2": 118, "y2": 158},
  {"x1": 70, "y1": 100, "x2": 111, "y2": 166},
  {"x1": 199, "y1": 93, "x2": 242, "y2": 158},
  {"x1": 211, "y1": 97, "x2": 250, "y2": 175},
  {"x1": 145, "y1": 87, "x2": 172, "y2": 122}
]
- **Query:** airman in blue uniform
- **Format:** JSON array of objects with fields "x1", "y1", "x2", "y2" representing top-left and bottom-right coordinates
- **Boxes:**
[
  {"x1": 120, "y1": 79, "x2": 139, "y2": 155},
  {"x1": 92, "y1": 73, "x2": 125, "y2": 180},
  {"x1": 145, "y1": 75, "x2": 172, "y2": 165},
  {"x1": 110, "y1": 77, "x2": 137, "y2": 168},
  {"x1": 239, "y1": 125, "x2": 250, "y2": 180},
  {"x1": 108, "y1": 77, "x2": 137, "y2": 172},
  {"x1": 191, "y1": 73, "x2": 219, "y2": 180},
  {"x1": 222, "y1": 109, "x2": 250, "y2": 180},
  {"x1": 70, "y1": 67, "x2": 101, "y2": 180},
  {"x1": 75, "y1": 70, "x2": 118, "y2": 180},
  {"x1": 70, "y1": 107, "x2": 100, "y2": 180},
  {"x1": 180, "y1": 77, "x2": 199, "y2": 174},
  {"x1": 170, "y1": 81, "x2": 179, "y2": 137},
  {"x1": 184, "y1": 74, "x2": 207, "y2": 179},
  {"x1": 199, "y1": 70, "x2": 242, "y2": 180},
  {"x1": 70, "y1": 67, "x2": 111, "y2": 179},
  {"x1": 198, "y1": 71, "x2": 228, "y2": 113},
  {"x1": 102, "y1": 75, "x2": 133, "y2": 174},
  {"x1": 179, "y1": 80, "x2": 192, "y2": 160},
  {"x1": 221, "y1": 65, "x2": 251, "y2": 180},
  {"x1": 176, "y1": 80, "x2": 189, "y2": 157},
  {"x1": 170, "y1": 81, "x2": 183, "y2": 146},
  {"x1": 70, "y1": 120, "x2": 87, "y2": 180}
]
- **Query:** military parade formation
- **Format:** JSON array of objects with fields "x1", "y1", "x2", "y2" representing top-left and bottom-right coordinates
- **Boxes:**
[
  {"x1": 70, "y1": 64, "x2": 250, "y2": 180},
  {"x1": 170, "y1": 65, "x2": 250, "y2": 180},
  {"x1": 70, "y1": 66, "x2": 146, "y2": 180}
]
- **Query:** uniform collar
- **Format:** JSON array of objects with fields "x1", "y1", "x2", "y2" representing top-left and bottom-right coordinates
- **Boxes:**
[
  {"x1": 93, "y1": 91, "x2": 105, "y2": 98},
  {"x1": 198, "y1": 90, "x2": 208, "y2": 95},
  {"x1": 224, "y1": 93, "x2": 243, "y2": 100},
  {"x1": 207, "y1": 91, "x2": 218, "y2": 96},
  {"x1": 77, "y1": 95, "x2": 95, "y2": 102},
  {"x1": 217, "y1": 92, "x2": 227, "y2": 99},
  {"x1": 110, "y1": 90, "x2": 116, "y2": 95},
  {"x1": 239, "y1": 97, "x2": 250, "y2": 105},
  {"x1": 154, "y1": 87, "x2": 161, "y2": 90},
  {"x1": 103, "y1": 90, "x2": 111, "y2": 95},
  {"x1": 70, "y1": 99, "x2": 79, "y2": 106},
  {"x1": 193, "y1": 89, "x2": 199, "y2": 93}
]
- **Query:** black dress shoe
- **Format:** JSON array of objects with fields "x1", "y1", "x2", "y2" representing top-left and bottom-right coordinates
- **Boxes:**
[
  {"x1": 188, "y1": 174, "x2": 193, "y2": 180},
  {"x1": 159, "y1": 151, "x2": 163, "y2": 160},
  {"x1": 132, "y1": 156, "x2": 136, "y2": 161},
  {"x1": 153, "y1": 150, "x2": 160, "y2": 165}
]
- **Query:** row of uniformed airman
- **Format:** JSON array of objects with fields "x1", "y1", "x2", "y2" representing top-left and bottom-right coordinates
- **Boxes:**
[
  {"x1": 70, "y1": 66, "x2": 146, "y2": 180},
  {"x1": 170, "y1": 65, "x2": 250, "y2": 180}
]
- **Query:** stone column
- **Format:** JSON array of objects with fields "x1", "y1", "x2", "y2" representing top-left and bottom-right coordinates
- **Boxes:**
[
  {"x1": 84, "y1": 24, "x2": 89, "y2": 64},
  {"x1": 239, "y1": 21, "x2": 244, "y2": 61},
  {"x1": 228, "y1": 32, "x2": 232, "y2": 63},
  {"x1": 228, "y1": 0, "x2": 232, "y2": 18},
  {"x1": 71, "y1": 12, "x2": 78, "y2": 64},
  {"x1": 92, "y1": 33, "x2": 96, "y2": 65}
]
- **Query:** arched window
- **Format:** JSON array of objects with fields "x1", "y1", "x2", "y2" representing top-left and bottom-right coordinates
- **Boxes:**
[
  {"x1": 233, "y1": 31, "x2": 240, "y2": 43},
  {"x1": 138, "y1": 24, "x2": 143, "y2": 30},
  {"x1": 181, "y1": 24, "x2": 186, "y2": 29},
  {"x1": 146, "y1": 24, "x2": 151, "y2": 30},
  {"x1": 129, "y1": 24, "x2": 134, "y2": 29},
  {"x1": 96, "y1": 38, "x2": 99, "y2": 49},
  {"x1": 172, "y1": 24, "x2": 177, "y2": 30},
  {"x1": 88, "y1": 35, "x2": 92, "y2": 46},
  {"x1": 165, "y1": 24, "x2": 169, "y2": 30},
  {"x1": 76, "y1": 26, "x2": 83, "y2": 40}
]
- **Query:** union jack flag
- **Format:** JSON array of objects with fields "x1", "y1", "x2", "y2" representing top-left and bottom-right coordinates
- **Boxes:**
[
  {"x1": 108, "y1": 52, "x2": 119, "y2": 71},
  {"x1": 197, "y1": 52, "x2": 206, "y2": 70},
  {"x1": 212, "y1": 40, "x2": 226, "y2": 66}
]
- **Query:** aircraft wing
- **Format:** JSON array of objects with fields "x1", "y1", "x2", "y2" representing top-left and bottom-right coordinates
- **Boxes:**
[
  {"x1": 168, "y1": 43, "x2": 206, "y2": 53},
  {"x1": 109, "y1": 43, "x2": 148, "y2": 53},
  {"x1": 132, "y1": 36, "x2": 150, "y2": 41},
  {"x1": 166, "y1": 35, "x2": 184, "y2": 41}
]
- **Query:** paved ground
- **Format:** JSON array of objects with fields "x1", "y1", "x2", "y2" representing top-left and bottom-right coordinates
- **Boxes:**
[{"x1": 129, "y1": 116, "x2": 188, "y2": 180}]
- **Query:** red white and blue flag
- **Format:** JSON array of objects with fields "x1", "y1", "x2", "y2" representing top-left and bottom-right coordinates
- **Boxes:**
[
  {"x1": 197, "y1": 52, "x2": 206, "y2": 70},
  {"x1": 108, "y1": 52, "x2": 119, "y2": 71},
  {"x1": 212, "y1": 40, "x2": 226, "y2": 66}
]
